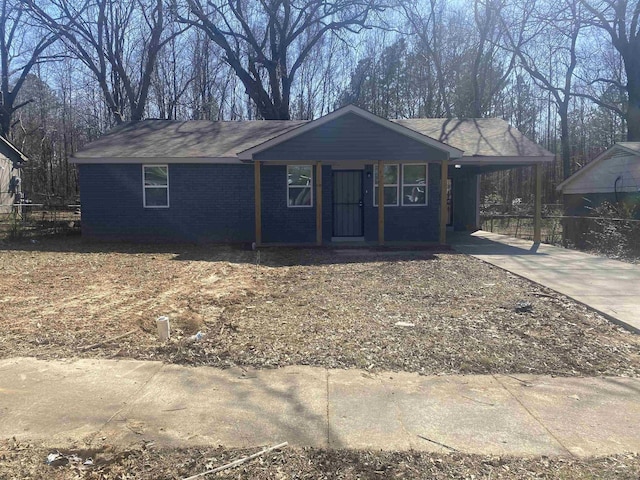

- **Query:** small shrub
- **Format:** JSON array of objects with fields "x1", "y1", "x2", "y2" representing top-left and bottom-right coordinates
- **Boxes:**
[
  {"x1": 7, "y1": 209, "x2": 23, "y2": 239},
  {"x1": 586, "y1": 201, "x2": 640, "y2": 258}
]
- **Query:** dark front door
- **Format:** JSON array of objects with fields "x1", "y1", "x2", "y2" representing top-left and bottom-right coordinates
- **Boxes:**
[{"x1": 333, "y1": 170, "x2": 364, "y2": 237}]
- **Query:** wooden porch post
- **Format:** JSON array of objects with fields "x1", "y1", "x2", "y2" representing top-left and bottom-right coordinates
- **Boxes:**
[
  {"x1": 316, "y1": 162, "x2": 322, "y2": 245},
  {"x1": 377, "y1": 160, "x2": 385, "y2": 245},
  {"x1": 254, "y1": 160, "x2": 262, "y2": 246},
  {"x1": 439, "y1": 158, "x2": 449, "y2": 244},
  {"x1": 534, "y1": 162, "x2": 542, "y2": 243}
]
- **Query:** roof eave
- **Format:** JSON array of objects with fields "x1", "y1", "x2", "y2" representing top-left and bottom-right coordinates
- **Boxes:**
[
  {"x1": 70, "y1": 156, "x2": 243, "y2": 164},
  {"x1": 0, "y1": 136, "x2": 27, "y2": 164},
  {"x1": 457, "y1": 155, "x2": 555, "y2": 165}
]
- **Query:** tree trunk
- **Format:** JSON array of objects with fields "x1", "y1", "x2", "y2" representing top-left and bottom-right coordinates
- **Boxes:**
[
  {"x1": 559, "y1": 102, "x2": 571, "y2": 179},
  {"x1": 626, "y1": 55, "x2": 640, "y2": 141}
]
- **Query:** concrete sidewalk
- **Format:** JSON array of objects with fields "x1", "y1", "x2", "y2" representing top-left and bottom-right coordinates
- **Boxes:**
[
  {"x1": 451, "y1": 231, "x2": 640, "y2": 333},
  {"x1": 1, "y1": 357, "x2": 639, "y2": 457}
]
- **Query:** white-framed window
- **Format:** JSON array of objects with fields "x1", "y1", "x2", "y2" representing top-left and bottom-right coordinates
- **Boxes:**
[
  {"x1": 143, "y1": 165, "x2": 169, "y2": 208},
  {"x1": 287, "y1": 165, "x2": 313, "y2": 207},
  {"x1": 402, "y1": 164, "x2": 428, "y2": 206},
  {"x1": 373, "y1": 164, "x2": 399, "y2": 206}
]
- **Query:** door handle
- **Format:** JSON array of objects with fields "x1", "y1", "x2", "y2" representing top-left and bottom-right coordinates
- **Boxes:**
[{"x1": 359, "y1": 200, "x2": 363, "y2": 207}]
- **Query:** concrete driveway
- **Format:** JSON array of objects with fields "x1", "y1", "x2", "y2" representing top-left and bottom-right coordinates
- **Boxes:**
[{"x1": 451, "y1": 231, "x2": 640, "y2": 333}]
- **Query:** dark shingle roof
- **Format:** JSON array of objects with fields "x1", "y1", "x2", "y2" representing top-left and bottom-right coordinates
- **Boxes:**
[
  {"x1": 74, "y1": 120, "x2": 306, "y2": 159},
  {"x1": 73, "y1": 116, "x2": 552, "y2": 160},
  {"x1": 393, "y1": 118, "x2": 551, "y2": 157}
]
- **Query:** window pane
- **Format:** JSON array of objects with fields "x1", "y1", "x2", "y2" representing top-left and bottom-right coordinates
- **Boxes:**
[
  {"x1": 403, "y1": 186, "x2": 426, "y2": 204},
  {"x1": 145, "y1": 187, "x2": 168, "y2": 207},
  {"x1": 373, "y1": 165, "x2": 398, "y2": 185},
  {"x1": 288, "y1": 165, "x2": 312, "y2": 186},
  {"x1": 375, "y1": 186, "x2": 398, "y2": 205},
  {"x1": 144, "y1": 166, "x2": 167, "y2": 186},
  {"x1": 384, "y1": 165, "x2": 398, "y2": 184},
  {"x1": 404, "y1": 165, "x2": 426, "y2": 185},
  {"x1": 384, "y1": 186, "x2": 398, "y2": 205},
  {"x1": 288, "y1": 186, "x2": 311, "y2": 206}
]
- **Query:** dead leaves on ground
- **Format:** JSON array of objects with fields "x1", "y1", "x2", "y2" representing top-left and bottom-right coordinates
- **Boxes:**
[{"x1": 1, "y1": 239, "x2": 639, "y2": 377}]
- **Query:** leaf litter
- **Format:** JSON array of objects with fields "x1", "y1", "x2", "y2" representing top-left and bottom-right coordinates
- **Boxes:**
[{"x1": 0, "y1": 238, "x2": 639, "y2": 376}]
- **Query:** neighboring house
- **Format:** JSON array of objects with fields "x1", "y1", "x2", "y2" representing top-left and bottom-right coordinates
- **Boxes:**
[
  {"x1": 0, "y1": 137, "x2": 27, "y2": 214},
  {"x1": 70, "y1": 105, "x2": 553, "y2": 245},
  {"x1": 557, "y1": 142, "x2": 640, "y2": 216}
]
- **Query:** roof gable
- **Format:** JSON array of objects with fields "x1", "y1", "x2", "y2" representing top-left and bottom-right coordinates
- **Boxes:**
[
  {"x1": 239, "y1": 105, "x2": 463, "y2": 160},
  {"x1": 557, "y1": 143, "x2": 640, "y2": 193}
]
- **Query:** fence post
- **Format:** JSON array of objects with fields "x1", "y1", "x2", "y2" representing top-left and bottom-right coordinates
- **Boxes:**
[{"x1": 534, "y1": 163, "x2": 542, "y2": 243}]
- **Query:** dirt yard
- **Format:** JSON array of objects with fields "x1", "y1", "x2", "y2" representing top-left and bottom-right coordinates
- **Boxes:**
[
  {"x1": 2, "y1": 439, "x2": 639, "y2": 479},
  {"x1": 1, "y1": 237, "x2": 639, "y2": 376}
]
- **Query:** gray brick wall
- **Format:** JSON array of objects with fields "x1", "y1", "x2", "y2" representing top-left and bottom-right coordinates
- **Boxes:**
[
  {"x1": 261, "y1": 164, "x2": 316, "y2": 243},
  {"x1": 79, "y1": 163, "x2": 255, "y2": 243},
  {"x1": 79, "y1": 161, "x2": 444, "y2": 244}
]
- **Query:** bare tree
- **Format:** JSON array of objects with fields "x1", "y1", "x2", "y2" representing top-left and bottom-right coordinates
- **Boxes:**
[
  {"x1": 579, "y1": 0, "x2": 640, "y2": 140},
  {"x1": 469, "y1": 0, "x2": 517, "y2": 118},
  {"x1": 23, "y1": 0, "x2": 182, "y2": 123},
  {"x1": 174, "y1": 0, "x2": 386, "y2": 120},
  {"x1": 501, "y1": 0, "x2": 583, "y2": 179},
  {"x1": 0, "y1": 0, "x2": 57, "y2": 137},
  {"x1": 402, "y1": 0, "x2": 453, "y2": 117}
]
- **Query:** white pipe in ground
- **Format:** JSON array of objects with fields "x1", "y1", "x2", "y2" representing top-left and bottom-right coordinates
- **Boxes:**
[{"x1": 156, "y1": 316, "x2": 170, "y2": 341}]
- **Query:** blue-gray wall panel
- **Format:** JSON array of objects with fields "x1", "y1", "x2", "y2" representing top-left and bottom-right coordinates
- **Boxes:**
[
  {"x1": 79, "y1": 163, "x2": 255, "y2": 242},
  {"x1": 255, "y1": 113, "x2": 450, "y2": 162}
]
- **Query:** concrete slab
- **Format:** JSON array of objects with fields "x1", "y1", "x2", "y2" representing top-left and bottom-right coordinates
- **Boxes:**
[
  {"x1": 391, "y1": 374, "x2": 567, "y2": 456},
  {"x1": 451, "y1": 231, "x2": 640, "y2": 333},
  {"x1": 2, "y1": 358, "x2": 639, "y2": 457},
  {"x1": 328, "y1": 370, "x2": 417, "y2": 450},
  {"x1": 328, "y1": 370, "x2": 566, "y2": 455},
  {"x1": 496, "y1": 375, "x2": 640, "y2": 456},
  {"x1": 0, "y1": 357, "x2": 162, "y2": 445},
  {"x1": 100, "y1": 365, "x2": 328, "y2": 448}
]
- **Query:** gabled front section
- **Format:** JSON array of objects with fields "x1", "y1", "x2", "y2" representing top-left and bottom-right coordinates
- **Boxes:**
[{"x1": 242, "y1": 106, "x2": 462, "y2": 245}]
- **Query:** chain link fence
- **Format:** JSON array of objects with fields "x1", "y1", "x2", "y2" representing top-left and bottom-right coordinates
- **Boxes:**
[
  {"x1": 0, "y1": 204, "x2": 80, "y2": 239},
  {"x1": 481, "y1": 202, "x2": 640, "y2": 258}
]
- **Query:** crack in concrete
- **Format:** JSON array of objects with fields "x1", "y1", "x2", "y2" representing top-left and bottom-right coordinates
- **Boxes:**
[
  {"x1": 376, "y1": 374, "x2": 420, "y2": 451},
  {"x1": 492, "y1": 374, "x2": 574, "y2": 457},
  {"x1": 87, "y1": 362, "x2": 165, "y2": 446}
]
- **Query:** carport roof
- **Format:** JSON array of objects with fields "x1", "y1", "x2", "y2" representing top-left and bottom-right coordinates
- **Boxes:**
[{"x1": 71, "y1": 105, "x2": 553, "y2": 164}]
